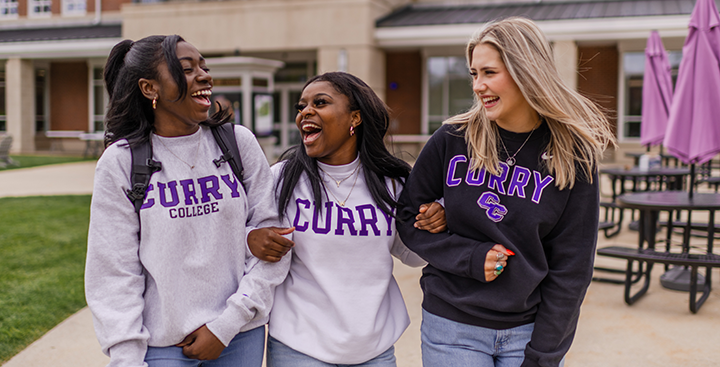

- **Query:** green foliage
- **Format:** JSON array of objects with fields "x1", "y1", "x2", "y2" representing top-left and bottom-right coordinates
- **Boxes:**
[
  {"x1": 1, "y1": 156, "x2": 95, "y2": 171},
  {"x1": 0, "y1": 195, "x2": 90, "y2": 362}
]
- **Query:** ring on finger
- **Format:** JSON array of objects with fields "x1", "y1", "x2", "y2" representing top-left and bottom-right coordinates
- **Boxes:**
[
  {"x1": 496, "y1": 252, "x2": 505, "y2": 260},
  {"x1": 494, "y1": 269, "x2": 503, "y2": 276},
  {"x1": 495, "y1": 262, "x2": 503, "y2": 271}
]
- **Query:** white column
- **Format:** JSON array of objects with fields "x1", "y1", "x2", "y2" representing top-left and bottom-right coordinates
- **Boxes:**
[
  {"x1": 6, "y1": 58, "x2": 36, "y2": 153},
  {"x1": 553, "y1": 40, "x2": 578, "y2": 91}
]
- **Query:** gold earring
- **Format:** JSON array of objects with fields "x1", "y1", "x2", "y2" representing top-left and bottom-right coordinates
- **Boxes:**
[{"x1": 152, "y1": 97, "x2": 157, "y2": 110}]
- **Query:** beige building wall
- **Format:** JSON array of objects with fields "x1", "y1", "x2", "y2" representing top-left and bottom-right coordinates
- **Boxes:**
[
  {"x1": 5, "y1": 58, "x2": 35, "y2": 154},
  {"x1": 552, "y1": 40, "x2": 578, "y2": 91},
  {"x1": 121, "y1": 0, "x2": 407, "y2": 98}
]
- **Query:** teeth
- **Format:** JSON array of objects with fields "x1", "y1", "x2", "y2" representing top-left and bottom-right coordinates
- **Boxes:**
[
  {"x1": 302, "y1": 123, "x2": 321, "y2": 132},
  {"x1": 482, "y1": 96, "x2": 498, "y2": 103},
  {"x1": 192, "y1": 89, "x2": 212, "y2": 97}
]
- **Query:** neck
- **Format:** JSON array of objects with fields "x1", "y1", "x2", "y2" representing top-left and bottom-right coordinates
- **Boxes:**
[
  {"x1": 495, "y1": 110, "x2": 540, "y2": 133},
  {"x1": 154, "y1": 118, "x2": 201, "y2": 137}
]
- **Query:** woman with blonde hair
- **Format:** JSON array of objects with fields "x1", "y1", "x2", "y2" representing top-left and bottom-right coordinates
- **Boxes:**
[{"x1": 397, "y1": 17, "x2": 615, "y2": 367}]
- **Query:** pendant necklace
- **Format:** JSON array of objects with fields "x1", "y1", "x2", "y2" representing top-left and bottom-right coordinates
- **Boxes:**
[
  {"x1": 318, "y1": 163, "x2": 360, "y2": 188},
  {"x1": 499, "y1": 120, "x2": 539, "y2": 167},
  {"x1": 320, "y1": 164, "x2": 361, "y2": 207},
  {"x1": 157, "y1": 127, "x2": 203, "y2": 169}
]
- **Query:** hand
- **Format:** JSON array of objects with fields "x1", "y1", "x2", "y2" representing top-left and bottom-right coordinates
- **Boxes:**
[
  {"x1": 248, "y1": 227, "x2": 295, "y2": 262},
  {"x1": 414, "y1": 202, "x2": 447, "y2": 233},
  {"x1": 175, "y1": 325, "x2": 225, "y2": 360},
  {"x1": 485, "y1": 244, "x2": 515, "y2": 282}
]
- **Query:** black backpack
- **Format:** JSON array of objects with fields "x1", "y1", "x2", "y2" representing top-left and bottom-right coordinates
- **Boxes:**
[{"x1": 125, "y1": 123, "x2": 246, "y2": 215}]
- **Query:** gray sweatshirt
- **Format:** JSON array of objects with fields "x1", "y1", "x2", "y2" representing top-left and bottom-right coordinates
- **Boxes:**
[{"x1": 85, "y1": 125, "x2": 289, "y2": 367}]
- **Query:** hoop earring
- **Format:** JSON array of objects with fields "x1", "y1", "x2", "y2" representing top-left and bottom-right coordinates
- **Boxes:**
[
  {"x1": 349, "y1": 126, "x2": 355, "y2": 136},
  {"x1": 152, "y1": 97, "x2": 157, "y2": 110}
]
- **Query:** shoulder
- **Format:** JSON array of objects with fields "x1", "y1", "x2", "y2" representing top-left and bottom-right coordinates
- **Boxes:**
[
  {"x1": 97, "y1": 140, "x2": 131, "y2": 170},
  {"x1": 231, "y1": 124, "x2": 257, "y2": 144}
]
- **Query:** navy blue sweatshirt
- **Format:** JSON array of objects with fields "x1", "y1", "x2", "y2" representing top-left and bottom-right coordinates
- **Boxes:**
[{"x1": 397, "y1": 122, "x2": 599, "y2": 367}]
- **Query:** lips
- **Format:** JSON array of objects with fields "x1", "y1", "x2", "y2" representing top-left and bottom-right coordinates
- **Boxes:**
[
  {"x1": 191, "y1": 89, "x2": 212, "y2": 108},
  {"x1": 300, "y1": 121, "x2": 322, "y2": 144},
  {"x1": 482, "y1": 95, "x2": 499, "y2": 108}
]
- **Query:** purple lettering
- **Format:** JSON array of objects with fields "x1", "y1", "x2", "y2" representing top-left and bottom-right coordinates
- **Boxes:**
[
  {"x1": 312, "y1": 201, "x2": 334, "y2": 234},
  {"x1": 532, "y1": 172, "x2": 554, "y2": 204},
  {"x1": 380, "y1": 208, "x2": 393, "y2": 236},
  {"x1": 221, "y1": 174, "x2": 241, "y2": 198},
  {"x1": 466, "y1": 160, "x2": 486, "y2": 186},
  {"x1": 158, "y1": 181, "x2": 180, "y2": 207},
  {"x1": 508, "y1": 166, "x2": 531, "y2": 198},
  {"x1": 446, "y1": 155, "x2": 467, "y2": 187},
  {"x1": 198, "y1": 176, "x2": 223, "y2": 203},
  {"x1": 293, "y1": 199, "x2": 311, "y2": 231},
  {"x1": 487, "y1": 163, "x2": 509, "y2": 195},
  {"x1": 140, "y1": 183, "x2": 155, "y2": 210},
  {"x1": 180, "y1": 179, "x2": 199, "y2": 205},
  {"x1": 356, "y1": 204, "x2": 380, "y2": 236},
  {"x1": 335, "y1": 206, "x2": 357, "y2": 236},
  {"x1": 169, "y1": 208, "x2": 177, "y2": 218}
]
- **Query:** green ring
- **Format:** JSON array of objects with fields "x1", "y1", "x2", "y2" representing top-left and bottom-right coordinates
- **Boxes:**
[{"x1": 494, "y1": 270, "x2": 502, "y2": 276}]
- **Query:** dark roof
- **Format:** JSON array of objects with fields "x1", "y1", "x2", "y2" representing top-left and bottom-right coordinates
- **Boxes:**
[
  {"x1": 0, "y1": 24, "x2": 121, "y2": 43},
  {"x1": 377, "y1": 0, "x2": 715, "y2": 27}
]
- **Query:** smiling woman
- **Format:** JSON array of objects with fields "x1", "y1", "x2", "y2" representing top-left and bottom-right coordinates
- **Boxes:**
[{"x1": 85, "y1": 35, "x2": 291, "y2": 367}]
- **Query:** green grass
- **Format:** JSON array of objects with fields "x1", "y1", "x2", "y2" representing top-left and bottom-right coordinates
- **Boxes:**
[
  {"x1": 1, "y1": 155, "x2": 95, "y2": 171},
  {"x1": 0, "y1": 195, "x2": 91, "y2": 363}
]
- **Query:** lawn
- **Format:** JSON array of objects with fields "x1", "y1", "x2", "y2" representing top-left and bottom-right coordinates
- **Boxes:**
[
  {"x1": 0, "y1": 195, "x2": 91, "y2": 363},
  {"x1": 1, "y1": 155, "x2": 95, "y2": 171}
]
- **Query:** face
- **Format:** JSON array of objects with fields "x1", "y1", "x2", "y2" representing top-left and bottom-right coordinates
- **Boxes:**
[
  {"x1": 470, "y1": 43, "x2": 536, "y2": 132},
  {"x1": 295, "y1": 81, "x2": 361, "y2": 165},
  {"x1": 152, "y1": 41, "x2": 213, "y2": 136}
]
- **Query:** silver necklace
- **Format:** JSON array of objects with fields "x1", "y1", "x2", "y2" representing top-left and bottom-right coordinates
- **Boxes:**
[
  {"x1": 318, "y1": 163, "x2": 360, "y2": 188},
  {"x1": 157, "y1": 128, "x2": 203, "y2": 169},
  {"x1": 321, "y1": 165, "x2": 361, "y2": 207},
  {"x1": 498, "y1": 120, "x2": 539, "y2": 167}
]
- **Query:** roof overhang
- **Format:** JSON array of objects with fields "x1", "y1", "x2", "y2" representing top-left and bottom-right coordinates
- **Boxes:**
[
  {"x1": 0, "y1": 37, "x2": 121, "y2": 59},
  {"x1": 375, "y1": 15, "x2": 691, "y2": 48}
]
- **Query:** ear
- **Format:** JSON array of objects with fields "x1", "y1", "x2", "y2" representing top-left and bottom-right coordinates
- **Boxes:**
[
  {"x1": 350, "y1": 110, "x2": 362, "y2": 128},
  {"x1": 138, "y1": 78, "x2": 158, "y2": 101}
]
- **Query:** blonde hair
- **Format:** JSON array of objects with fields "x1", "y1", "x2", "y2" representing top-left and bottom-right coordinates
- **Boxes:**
[{"x1": 446, "y1": 16, "x2": 616, "y2": 189}]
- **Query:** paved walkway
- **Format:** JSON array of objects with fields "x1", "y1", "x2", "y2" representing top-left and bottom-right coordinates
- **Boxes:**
[{"x1": 2, "y1": 161, "x2": 720, "y2": 366}]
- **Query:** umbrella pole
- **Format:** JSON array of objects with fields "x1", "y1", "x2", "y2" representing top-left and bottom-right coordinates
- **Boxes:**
[{"x1": 689, "y1": 164, "x2": 695, "y2": 199}]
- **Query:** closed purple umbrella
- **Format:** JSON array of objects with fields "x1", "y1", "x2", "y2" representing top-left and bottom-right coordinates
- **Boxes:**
[
  {"x1": 664, "y1": 0, "x2": 720, "y2": 165},
  {"x1": 640, "y1": 30, "x2": 674, "y2": 148}
]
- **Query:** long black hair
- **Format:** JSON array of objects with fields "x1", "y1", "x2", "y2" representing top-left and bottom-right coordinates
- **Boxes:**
[
  {"x1": 103, "y1": 35, "x2": 230, "y2": 148},
  {"x1": 276, "y1": 72, "x2": 411, "y2": 219}
]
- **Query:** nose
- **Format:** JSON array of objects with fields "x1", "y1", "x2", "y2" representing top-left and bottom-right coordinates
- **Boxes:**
[
  {"x1": 472, "y1": 77, "x2": 486, "y2": 95},
  {"x1": 298, "y1": 105, "x2": 315, "y2": 119},
  {"x1": 198, "y1": 68, "x2": 212, "y2": 84}
]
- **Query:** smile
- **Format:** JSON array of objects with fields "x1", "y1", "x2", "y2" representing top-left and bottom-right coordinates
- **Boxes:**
[
  {"x1": 191, "y1": 89, "x2": 212, "y2": 107},
  {"x1": 482, "y1": 96, "x2": 499, "y2": 107},
  {"x1": 301, "y1": 122, "x2": 322, "y2": 144}
]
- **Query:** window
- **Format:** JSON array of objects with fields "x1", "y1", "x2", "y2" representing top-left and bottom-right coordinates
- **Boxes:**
[
  {"x1": 36, "y1": 69, "x2": 46, "y2": 132},
  {"x1": 0, "y1": 69, "x2": 5, "y2": 131},
  {"x1": 92, "y1": 67, "x2": 106, "y2": 132},
  {"x1": 621, "y1": 51, "x2": 682, "y2": 140},
  {"x1": 28, "y1": 0, "x2": 52, "y2": 17},
  {"x1": 426, "y1": 56, "x2": 473, "y2": 134},
  {"x1": 62, "y1": 0, "x2": 85, "y2": 16},
  {"x1": 0, "y1": 0, "x2": 18, "y2": 19}
]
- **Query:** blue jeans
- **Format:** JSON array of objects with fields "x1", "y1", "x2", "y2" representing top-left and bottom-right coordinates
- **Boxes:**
[
  {"x1": 266, "y1": 335, "x2": 397, "y2": 367},
  {"x1": 145, "y1": 326, "x2": 265, "y2": 367},
  {"x1": 421, "y1": 309, "x2": 562, "y2": 367}
]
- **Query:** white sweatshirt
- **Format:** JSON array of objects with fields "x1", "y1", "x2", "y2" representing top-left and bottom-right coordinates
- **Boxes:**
[
  {"x1": 85, "y1": 125, "x2": 290, "y2": 367},
  {"x1": 268, "y1": 157, "x2": 424, "y2": 364}
]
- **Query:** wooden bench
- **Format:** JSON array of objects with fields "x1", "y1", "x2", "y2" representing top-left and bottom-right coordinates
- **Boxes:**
[{"x1": 596, "y1": 246, "x2": 720, "y2": 313}]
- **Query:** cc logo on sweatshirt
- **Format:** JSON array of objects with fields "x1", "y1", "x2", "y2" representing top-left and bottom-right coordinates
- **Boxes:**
[{"x1": 477, "y1": 192, "x2": 508, "y2": 222}]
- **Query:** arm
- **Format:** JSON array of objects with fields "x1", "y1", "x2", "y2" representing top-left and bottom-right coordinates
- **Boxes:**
[
  {"x1": 203, "y1": 126, "x2": 291, "y2": 346},
  {"x1": 84, "y1": 146, "x2": 150, "y2": 367},
  {"x1": 521, "y1": 173, "x2": 600, "y2": 367},
  {"x1": 396, "y1": 132, "x2": 496, "y2": 282}
]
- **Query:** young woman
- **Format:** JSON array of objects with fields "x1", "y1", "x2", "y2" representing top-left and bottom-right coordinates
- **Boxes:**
[
  {"x1": 85, "y1": 35, "x2": 291, "y2": 367},
  {"x1": 249, "y1": 71, "x2": 446, "y2": 366},
  {"x1": 396, "y1": 17, "x2": 616, "y2": 367}
]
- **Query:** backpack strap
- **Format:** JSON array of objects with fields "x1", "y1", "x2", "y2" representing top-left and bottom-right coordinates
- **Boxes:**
[
  {"x1": 211, "y1": 123, "x2": 245, "y2": 187},
  {"x1": 126, "y1": 140, "x2": 162, "y2": 214}
]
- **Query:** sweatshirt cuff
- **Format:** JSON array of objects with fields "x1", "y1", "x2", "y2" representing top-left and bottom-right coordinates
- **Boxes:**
[
  {"x1": 206, "y1": 303, "x2": 254, "y2": 346},
  {"x1": 107, "y1": 339, "x2": 148, "y2": 367}
]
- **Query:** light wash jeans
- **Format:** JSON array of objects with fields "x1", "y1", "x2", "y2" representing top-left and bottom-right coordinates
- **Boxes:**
[
  {"x1": 421, "y1": 309, "x2": 564, "y2": 367},
  {"x1": 144, "y1": 326, "x2": 264, "y2": 367},
  {"x1": 266, "y1": 335, "x2": 397, "y2": 367}
]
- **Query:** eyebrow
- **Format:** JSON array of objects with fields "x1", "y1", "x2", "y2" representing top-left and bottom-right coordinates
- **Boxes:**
[
  {"x1": 300, "y1": 92, "x2": 333, "y2": 101},
  {"x1": 178, "y1": 56, "x2": 205, "y2": 62}
]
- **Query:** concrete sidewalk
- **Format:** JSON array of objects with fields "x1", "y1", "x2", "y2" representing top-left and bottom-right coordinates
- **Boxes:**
[{"x1": 2, "y1": 162, "x2": 720, "y2": 366}]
